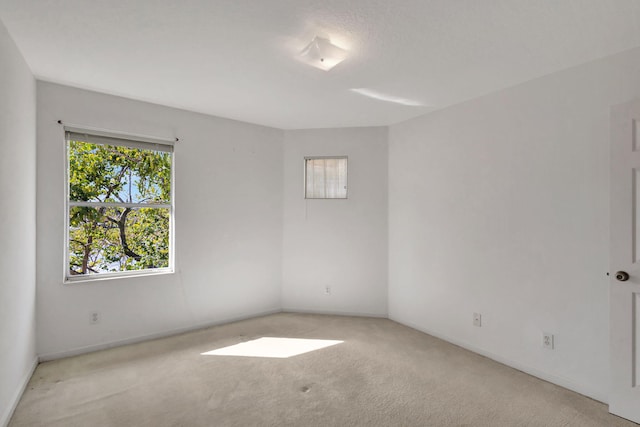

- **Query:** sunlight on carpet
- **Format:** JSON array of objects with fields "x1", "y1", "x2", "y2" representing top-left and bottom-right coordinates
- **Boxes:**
[{"x1": 201, "y1": 337, "x2": 343, "y2": 358}]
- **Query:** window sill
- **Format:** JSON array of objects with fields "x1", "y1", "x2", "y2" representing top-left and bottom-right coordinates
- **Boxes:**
[{"x1": 64, "y1": 268, "x2": 174, "y2": 284}]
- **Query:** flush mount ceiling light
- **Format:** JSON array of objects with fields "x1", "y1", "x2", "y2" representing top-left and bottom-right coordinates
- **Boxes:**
[
  {"x1": 350, "y1": 88, "x2": 426, "y2": 106},
  {"x1": 299, "y1": 36, "x2": 348, "y2": 71}
]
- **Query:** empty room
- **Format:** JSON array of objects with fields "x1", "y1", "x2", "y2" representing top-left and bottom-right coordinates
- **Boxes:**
[{"x1": 2, "y1": 1, "x2": 640, "y2": 426}]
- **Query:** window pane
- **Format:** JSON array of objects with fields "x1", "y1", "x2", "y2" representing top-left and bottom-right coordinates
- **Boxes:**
[
  {"x1": 305, "y1": 157, "x2": 347, "y2": 199},
  {"x1": 68, "y1": 206, "x2": 170, "y2": 275},
  {"x1": 68, "y1": 140, "x2": 172, "y2": 204}
]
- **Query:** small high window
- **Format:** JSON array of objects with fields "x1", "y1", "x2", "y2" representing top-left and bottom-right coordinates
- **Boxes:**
[
  {"x1": 304, "y1": 157, "x2": 348, "y2": 199},
  {"x1": 65, "y1": 129, "x2": 174, "y2": 281}
]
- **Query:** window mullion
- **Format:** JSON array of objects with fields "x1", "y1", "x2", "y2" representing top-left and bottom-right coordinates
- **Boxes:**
[{"x1": 69, "y1": 201, "x2": 172, "y2": 209}]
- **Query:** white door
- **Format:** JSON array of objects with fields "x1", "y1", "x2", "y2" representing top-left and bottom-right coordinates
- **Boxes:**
[{"x1": 610, "y1": 99, "x2": 640, "y2": 423}]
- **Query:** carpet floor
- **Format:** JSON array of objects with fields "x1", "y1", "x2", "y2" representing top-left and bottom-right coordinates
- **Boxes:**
[{"x1": 9, "y1": 313, "x2": 638, "y2": 426}]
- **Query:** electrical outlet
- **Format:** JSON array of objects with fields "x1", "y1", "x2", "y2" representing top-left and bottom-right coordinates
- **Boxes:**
[
  {"x1": 473, "y1": 313, "x2": 482, "y2": 327},
  {"x1": 325, "y1": 286, "x2": 331, "y2": 295},
  {"x1": 90, "y1": 311, "x2": 100, "y2": 325},
  {"x1": 543, "y1": 332, "x2": 554, "y2": 349}
]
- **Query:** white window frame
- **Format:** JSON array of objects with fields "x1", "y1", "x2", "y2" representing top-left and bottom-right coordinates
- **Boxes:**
[
  {"x1": 304, "y1": 156, "x2": 348, "y2": 199},
  {"x1": 63, "y1": 125, "x2": 176, "y2": 283}
]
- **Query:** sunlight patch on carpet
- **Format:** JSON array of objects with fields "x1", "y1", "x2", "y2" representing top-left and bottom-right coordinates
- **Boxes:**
[{"x1": 201, "y1": 337, "x2": 343, "y2": 358}]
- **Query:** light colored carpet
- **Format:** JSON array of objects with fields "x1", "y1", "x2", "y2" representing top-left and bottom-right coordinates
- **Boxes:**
[{"x1": 9, "y1": 313, "x2": 637, "y2": 426}]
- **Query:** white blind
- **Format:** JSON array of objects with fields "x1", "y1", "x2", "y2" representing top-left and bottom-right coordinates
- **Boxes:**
[
  {"x1": 65, "y1": 130, "x2": 173, "y2": 153},
  {"x1": 305, "y1": 157, "x2": 347, "y2": 199}
]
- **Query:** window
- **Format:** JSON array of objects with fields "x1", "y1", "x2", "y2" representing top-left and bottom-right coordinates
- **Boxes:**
[
  {"x1": 304, "y1": 157, "x2": 347, "y2": 199},
  {"x1": 65, "y1": 129, "x2": 174, "y2": 280}
]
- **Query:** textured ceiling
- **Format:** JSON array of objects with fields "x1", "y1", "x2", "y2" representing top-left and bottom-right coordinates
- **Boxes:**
[{"x1": 1, "y1": 0, "x2": 640, "y2": 129}]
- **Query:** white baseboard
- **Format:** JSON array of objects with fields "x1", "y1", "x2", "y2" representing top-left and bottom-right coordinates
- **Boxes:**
[
  {"x1": 389, "y1": 315, "x2": 608, "y2": 405},
  {"x1": 1, "y1": 356, "x2": 38, "y2": 427},
  {"x1": 282, "y1": 307, "x2": 388, "y2": 318},
  {"x1": 39, "y1": 308, "x2": 282, "y2": 362}
]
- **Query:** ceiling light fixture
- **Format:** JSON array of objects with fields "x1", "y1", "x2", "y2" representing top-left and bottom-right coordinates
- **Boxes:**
[
  {"x1": 299, "y1": 36, "x2": 347, "y2": 71},
  {"x1": 350, "y1": 88, "x2": 426, "y2": 106}
]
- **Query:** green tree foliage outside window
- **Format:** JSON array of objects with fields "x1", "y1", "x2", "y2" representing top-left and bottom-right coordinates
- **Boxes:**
[{"x1": 67, "y1": 138, "x2": 172, "y2": 277}]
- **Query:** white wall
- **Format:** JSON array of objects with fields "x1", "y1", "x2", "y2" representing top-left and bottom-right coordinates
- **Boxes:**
[
  {"x1": 283, "y1": 128, "x2": 388, "y2": 316},
  {"x1": 388, "y1": 47, "x2": 640, "y2": 402},
  {"x1": 19, "y1": 30, "x2": 640, "y2": 414},
  {"x1": 0, "y1": 19, "x2": 36, "y2": 427},
  {"x1": 36, "y1": 82, "x2": 284, "y2": 359}
]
